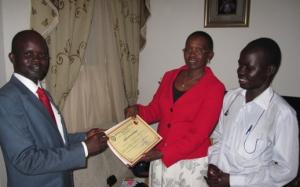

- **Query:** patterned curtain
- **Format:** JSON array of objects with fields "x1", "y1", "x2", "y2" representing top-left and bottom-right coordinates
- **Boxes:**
[
  {"x1": 62, "y1": 0, "x2": 150, "y2": 186},
  {"x1": 31, "y1": 0, "x2": 95, "y2": 110},
  {"x1": 109, "y1": 0, "x2": 150, "y2": 106},
  {"x1": 31, "y1": 0, "x2": 150, "y2": 186}
]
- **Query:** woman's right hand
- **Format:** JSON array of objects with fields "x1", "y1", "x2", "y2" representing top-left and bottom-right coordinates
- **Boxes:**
[{"x1": 124, "y1": 105, "x2": 139, "y2": 118}]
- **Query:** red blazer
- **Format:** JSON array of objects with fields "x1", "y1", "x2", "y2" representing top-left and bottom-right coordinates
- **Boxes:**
[{"x1": 138, "y1": 65, "x2": 225, "y2": 167}]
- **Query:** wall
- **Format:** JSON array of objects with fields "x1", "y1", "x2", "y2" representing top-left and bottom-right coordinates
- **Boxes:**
[
  {"x1": 0, "y1": 2, "x2": 6, "y2": 185},
  {"x1": 0, "y1": 0, "x2": 30, "y2": 186},
  {"x1": 138, "y1": 0, "x2": 300, "y2": 104},
  {"x1": 0, "y1": 0, "x2": 30, "y2": 87},
  {"x1": 0, "y1": 0, "x2": 5, "y2": 86}
]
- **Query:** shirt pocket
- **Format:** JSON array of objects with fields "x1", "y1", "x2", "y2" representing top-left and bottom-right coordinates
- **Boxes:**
[{"x1": 237, "y1": 132, "x2": 269, "y2": 160}]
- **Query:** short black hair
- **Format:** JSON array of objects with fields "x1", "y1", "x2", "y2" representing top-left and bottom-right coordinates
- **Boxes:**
[
  {"x1": 185, "y1": 31, "x2": 214, "y2": 51},
  {"x1": 242, "y1": 37, "x2": 282, "y2": 72},
  {"x1": 11, "y1": 29, "x2": 45, "y2": 54}
]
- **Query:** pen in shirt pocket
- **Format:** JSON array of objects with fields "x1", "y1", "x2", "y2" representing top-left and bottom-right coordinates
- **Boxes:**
[{"x1": 246, "y1": 125, "x2": 253, "y2": 135}]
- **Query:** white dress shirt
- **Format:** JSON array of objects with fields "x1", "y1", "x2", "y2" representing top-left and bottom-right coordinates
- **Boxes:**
[
  {"x1": 14, "y1": 73, "x2": 88, "y2": 156},
  {"x1": 208, "y1": 87, "x2": 299, "y2": 187}
]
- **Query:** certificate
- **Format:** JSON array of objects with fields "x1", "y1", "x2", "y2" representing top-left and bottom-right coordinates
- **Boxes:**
[{"x1": 105, "y1": 115, "x2": 162, "y2": 166}]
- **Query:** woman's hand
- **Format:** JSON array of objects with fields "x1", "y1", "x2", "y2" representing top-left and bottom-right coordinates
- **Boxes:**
[
  {"x1": 140, "y1": 148, "x2": 163, "y2": 162},
  {"x1": 124, "y1": 105, "x2": 139, "y2": 118}
]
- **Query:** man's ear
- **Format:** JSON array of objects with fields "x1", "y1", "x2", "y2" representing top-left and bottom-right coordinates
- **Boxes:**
[
  {"x1": 8, "y1": 53, "x2": 16, "y2": 64},
  {"x1": 267, "y1": 65, "x2": 277, "y2": 77}
]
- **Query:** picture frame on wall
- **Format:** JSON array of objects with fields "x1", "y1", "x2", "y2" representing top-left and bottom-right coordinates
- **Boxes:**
[{"x1": 204, "y1": 0, "x2": 250, "y2": 28}]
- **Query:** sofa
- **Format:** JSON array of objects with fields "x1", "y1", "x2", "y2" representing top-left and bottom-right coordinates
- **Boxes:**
[{"x1": 283, "y1": 96, "x2": 300, "y2": 187}]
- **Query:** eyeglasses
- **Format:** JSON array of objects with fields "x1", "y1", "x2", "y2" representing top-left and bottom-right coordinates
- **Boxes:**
[{"x1": 183, "y1": 47, "x2": 210, "y2": 55}]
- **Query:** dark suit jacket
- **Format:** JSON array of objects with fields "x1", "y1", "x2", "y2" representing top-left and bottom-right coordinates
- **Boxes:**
[{"x1": 0, "y1": 76, "x2": 86, "y2": 187}]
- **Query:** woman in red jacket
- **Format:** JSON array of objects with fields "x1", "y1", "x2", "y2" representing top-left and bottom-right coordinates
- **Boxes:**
[{"x1": 125, "y1": 31, "x2": 225, "y2": 187}]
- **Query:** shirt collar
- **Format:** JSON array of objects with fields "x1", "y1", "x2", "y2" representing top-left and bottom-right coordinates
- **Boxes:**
[
  {"x1": 13, "y1": 73, "x2": 41, "y2": 94},
  {"x1": 239, "y1": 87, "x2": 274, "y2": 110}
]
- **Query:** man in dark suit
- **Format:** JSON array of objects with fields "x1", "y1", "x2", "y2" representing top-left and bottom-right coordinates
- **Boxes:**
[{"x1": 0, "y1": 30, "x2": 108, "y2": 187}]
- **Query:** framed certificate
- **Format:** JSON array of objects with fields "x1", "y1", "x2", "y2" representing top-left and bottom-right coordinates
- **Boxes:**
[{"x1": 105, "y1": 115, "x2": 162, "y2": 166}]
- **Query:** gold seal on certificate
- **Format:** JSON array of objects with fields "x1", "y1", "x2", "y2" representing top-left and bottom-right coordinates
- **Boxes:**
[{"x1": 105, "y1": 115, "x2": 162, "y2": 166}]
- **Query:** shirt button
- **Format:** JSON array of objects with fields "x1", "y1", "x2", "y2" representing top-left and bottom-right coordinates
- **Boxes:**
[
  {"x1": 170, "y1": 108, "x2": 173, "y2": 112},
  {"x1": 167, "y1": 123, "x2": 171, "y2": 128}
]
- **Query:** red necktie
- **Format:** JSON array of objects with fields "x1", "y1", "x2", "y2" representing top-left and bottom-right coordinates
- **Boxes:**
[{"x1": 37, "y1": 88, "x2": 56, "y2": 123}]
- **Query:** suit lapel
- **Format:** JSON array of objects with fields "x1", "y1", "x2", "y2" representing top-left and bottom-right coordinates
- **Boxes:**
[
  {"x1": 45, "y1": 91, "x2": 69, "y2": 144},
  {"x1": 10, "y1": 76, "x2": 65, "y2": 145}
]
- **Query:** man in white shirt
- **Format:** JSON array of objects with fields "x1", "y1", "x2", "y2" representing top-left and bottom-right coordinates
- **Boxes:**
[
  {"x1": 207, "y1": 38, "x2": 299, "y2": 187},
  {"x1": 0, "y1": 30, "x2": 108, "y2": 187}
]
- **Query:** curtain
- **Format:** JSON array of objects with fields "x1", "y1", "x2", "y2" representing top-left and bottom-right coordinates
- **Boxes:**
[
  {"x1": 31, "y1": 0, "x2": 95, "y2": 110},
  {"x1": 31, "y1": 0, "x2": 150, "y2": 186},
  {"x1": 109, "y1": 0, "x2": 150, "y2": 106},
  {"x1": 63, "y1": 0, "x2": 150, "y2": 186}
]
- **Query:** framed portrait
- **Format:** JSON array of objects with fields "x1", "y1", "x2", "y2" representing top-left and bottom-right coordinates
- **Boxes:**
[{"x1": 204, "y1": 0, "x2": 250, "y2": 28}]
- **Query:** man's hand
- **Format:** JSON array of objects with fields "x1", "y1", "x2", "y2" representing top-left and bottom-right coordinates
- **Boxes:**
[
  {"x1": 206, "y1": 164, "x2": 230, "y2": 187},
  {"x1": 86, "y1": 128, "x2": 104, "y2": 138},
  {"x1": 124, "y1": 105, "x2": 138, "y2": 118},
  {"x1": 85, "y1": 131, "x2": 108, "y2": 157}
]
